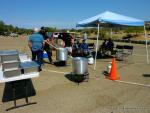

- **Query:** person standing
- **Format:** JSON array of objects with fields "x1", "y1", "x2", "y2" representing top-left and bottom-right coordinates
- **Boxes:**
[
  {"x1": 58, "y1": 32, "x2": 74, "y2": 55},
  {"x1": 66, "y1": 33, "x2": 74, "y2": 55},
  {"x1": 72, "y1": 39, "x2": 81, "y2": 57},
  {"x1": 39, "y1": 27, "x2": 53, "y2": 64},
  {"x1": 28, "y1": 28, "x2": 44, "y2": 67}
]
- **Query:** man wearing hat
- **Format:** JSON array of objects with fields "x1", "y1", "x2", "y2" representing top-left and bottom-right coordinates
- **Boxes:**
[
  {"x1": 28, "y1": 28, "x2": 44, "y2": 67},
  {"x1": 39, "y1": 27, "x2": 53, "y2": 64}
]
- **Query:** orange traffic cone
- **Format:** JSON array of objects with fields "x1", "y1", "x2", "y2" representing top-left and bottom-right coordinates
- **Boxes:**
[{"x1": 107, "y1": 58, "x2": 120, "y2": 80}]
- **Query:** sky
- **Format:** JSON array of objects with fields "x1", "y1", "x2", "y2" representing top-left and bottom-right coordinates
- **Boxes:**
[{"x1": 0, "y1": 0, "x2": 150, "y2": 29}]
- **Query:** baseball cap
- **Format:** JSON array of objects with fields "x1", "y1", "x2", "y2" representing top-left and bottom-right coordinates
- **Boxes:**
[{"x1": 34, "y1": 27, "x2": 39, "y2": 32}]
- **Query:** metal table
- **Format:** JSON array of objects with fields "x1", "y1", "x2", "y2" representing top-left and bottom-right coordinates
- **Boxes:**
[{"x1": 0, "y1": 52, "x2": 39, "y2": 111}]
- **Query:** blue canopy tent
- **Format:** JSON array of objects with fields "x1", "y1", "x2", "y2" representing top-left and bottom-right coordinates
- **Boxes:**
[{"x1": 76, "y1": 11, "x2": 148, "y2": 70}]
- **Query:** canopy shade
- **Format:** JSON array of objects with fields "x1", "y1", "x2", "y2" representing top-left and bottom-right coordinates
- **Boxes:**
[
  {"x1": 76, "y1": 11, "x2": 144, "y2": 27},
  {"x1": 76, "y1": 11, "x2": 149, "y2": 70}
]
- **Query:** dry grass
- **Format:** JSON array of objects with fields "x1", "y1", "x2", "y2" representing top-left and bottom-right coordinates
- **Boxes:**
[{"x1": 0, "y1": 35, "x2": 150, "y2": 113}]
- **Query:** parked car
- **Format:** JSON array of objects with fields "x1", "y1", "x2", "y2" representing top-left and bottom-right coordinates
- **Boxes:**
[{"x1": 10, "y1": 33, "x2": 18, "y2": 37}]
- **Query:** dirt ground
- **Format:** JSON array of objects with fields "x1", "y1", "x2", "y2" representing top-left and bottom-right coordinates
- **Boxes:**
[{"x1": 0, "y1": 36, "x2": 150, "y2": 113}]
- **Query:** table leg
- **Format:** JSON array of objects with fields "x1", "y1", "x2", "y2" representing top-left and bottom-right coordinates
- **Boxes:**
[
  {"x1": 25, "y1": 79, "x2": 29, "y2": 104},
  {"x1": 12, "y1": 81, "x2": 17, "y2": 107}
]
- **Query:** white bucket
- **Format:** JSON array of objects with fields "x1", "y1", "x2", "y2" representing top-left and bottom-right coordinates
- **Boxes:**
[{"x1": 88, "y1": 57, "x2": 94, "y2": 65}]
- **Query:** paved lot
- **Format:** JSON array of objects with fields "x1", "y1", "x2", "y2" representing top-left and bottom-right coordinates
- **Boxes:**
[{"x1": 0, "y1": 36, "x2": 150, "y2": 113}]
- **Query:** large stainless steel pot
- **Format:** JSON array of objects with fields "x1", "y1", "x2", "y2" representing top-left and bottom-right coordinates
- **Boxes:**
[
  {"x1": 72, "y1": 57, "x2": 88, "y2": 75},
  {"x1": 56, "y1": 47, "x2": 68, "y2": 61}
]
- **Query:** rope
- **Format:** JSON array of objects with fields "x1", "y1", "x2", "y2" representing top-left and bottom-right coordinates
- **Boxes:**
[{"x1": 115, "y1": 80, "x2": 150, "y2": 88}]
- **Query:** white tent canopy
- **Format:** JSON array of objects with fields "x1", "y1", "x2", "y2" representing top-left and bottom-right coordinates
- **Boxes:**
[
  {"x1": 77, "y1": 11, "x2": 144, "y2": 27},
  {"x1": 76, "y1": 11, "x2": 149, "y2": 70}
]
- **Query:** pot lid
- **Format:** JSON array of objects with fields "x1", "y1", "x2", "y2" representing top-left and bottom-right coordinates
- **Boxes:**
[
  {"x1": 0, "y1": 50, "x2": 19, "y2": 56},
  {"x1": 57, "y1": 47, "x2": 67, "y2": 50},
  {"x1": 73, "y1": 57, "x2": 88, "y2": 61}
]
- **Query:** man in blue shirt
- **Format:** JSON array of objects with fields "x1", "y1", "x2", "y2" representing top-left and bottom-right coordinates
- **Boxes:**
[
  {"x1": 80, "y1": 39, "x2": 90, "y2": 57},
  {"x1": 28, "y1": 28, "x2": 44, "y2": 67}
]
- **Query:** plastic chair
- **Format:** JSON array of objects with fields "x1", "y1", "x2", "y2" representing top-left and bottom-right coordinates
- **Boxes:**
[
  {"x1": 115, "y1": 45, "x2": 133, "y2": 61},
  {"x1": 123, "y1": 45, "x2": 133, "y2": 55}
]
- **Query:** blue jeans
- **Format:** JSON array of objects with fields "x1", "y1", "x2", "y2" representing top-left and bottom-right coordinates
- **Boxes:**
[{"x1": 31, "y1": 50, "x2": 43, "y2": 66}]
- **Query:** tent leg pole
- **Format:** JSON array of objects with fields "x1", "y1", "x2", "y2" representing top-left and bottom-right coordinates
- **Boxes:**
[
  {"x1": 94, "y1": 23, "x2": 100, "y2": 70},
  {"x1": 110, "y1": 28, "x2": 112, "y2": 39},
  {"x1": 144, "y1": 24, "x2": 149, "y2": 64}
]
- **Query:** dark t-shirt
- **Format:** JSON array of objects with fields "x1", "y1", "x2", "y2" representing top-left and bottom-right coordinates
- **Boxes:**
[
  {"x1": 107, "y1": 41, "x2": 114, "y2": 48},
  {"x1": 58, "y1": 33, "x2": 72, "y2": 47},
  {"x1": 40, "y1": 30, "x2": 48, "y2": 40},
  {"x1": 39, "y1": 30, "x2": 50, "y2": 48}
]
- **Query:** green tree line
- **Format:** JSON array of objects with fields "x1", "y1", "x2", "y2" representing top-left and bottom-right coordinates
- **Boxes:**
[
  {"x1": 0, "y1": 20, "x2": 33, "y2": 35},
  {"x1": 0, "y1": 20, "x2": 58, "y2": 35},
  {"x1": 1, "y1": 20, "x2": 149, "y2": 37}
]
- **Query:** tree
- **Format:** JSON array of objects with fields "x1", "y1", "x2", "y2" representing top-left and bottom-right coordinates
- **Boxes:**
[
  {"x1": 0, "y1": 21, "x2": 5, "y2": 34},
  {"x1": 0, "y1": 20, "x2": 35, "y2": 35}
]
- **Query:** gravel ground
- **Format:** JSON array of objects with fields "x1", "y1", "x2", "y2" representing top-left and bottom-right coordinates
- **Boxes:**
[{"x1": 0, "y1": 36, "x2": 150, "y2": 113}]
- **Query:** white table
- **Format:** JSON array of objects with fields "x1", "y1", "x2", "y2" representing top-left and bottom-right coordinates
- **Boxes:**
[
  {"x1": 0, "y1": 71, "x2": 39, "y2": 83},
  {"x1": 0, "y1": 54, "x2": 39, "y2": 83},
  {"x1": 0, "y1": 69, "x2": 39, "y2": 111}
]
